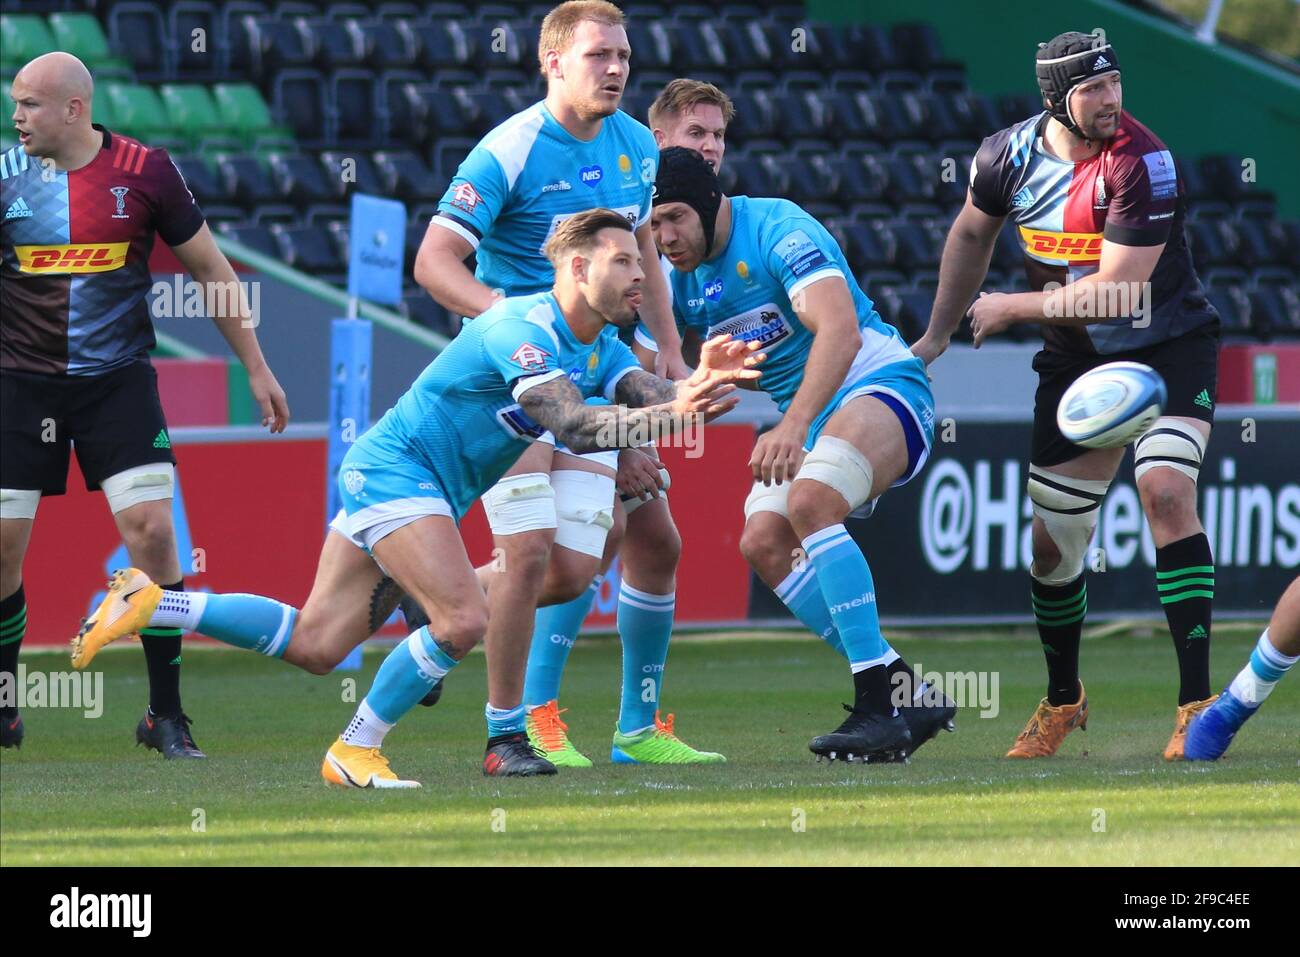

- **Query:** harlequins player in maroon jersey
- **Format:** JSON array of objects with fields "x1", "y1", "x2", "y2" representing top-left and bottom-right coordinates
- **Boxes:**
[
  {"x1": 1, "y1": 53, "x2": 290, "y2": 756},
  {"x1": 913, "y1": 31, "x2": 1221, "y2": 760}
]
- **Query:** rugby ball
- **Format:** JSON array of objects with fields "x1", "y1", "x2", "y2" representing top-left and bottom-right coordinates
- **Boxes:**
[{"x1": 1056, "y1": 361, "x2": 1167, "y2": 449}]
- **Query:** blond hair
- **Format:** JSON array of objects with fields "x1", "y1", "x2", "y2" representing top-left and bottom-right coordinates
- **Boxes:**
[
  {"x1": 538, "y1": 1, "x2": 626, "y2": 77},
  {"x1": 543, "y1": 208, "x2": 634, "y2": 266},
  {"x1": 648, "y1": 78, "x2": 736, "y2": 131}
]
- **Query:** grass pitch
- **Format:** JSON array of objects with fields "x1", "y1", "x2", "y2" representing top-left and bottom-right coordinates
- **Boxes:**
[{"x1": 1, "y1": 630, "x2": 1296, "y2": 866}]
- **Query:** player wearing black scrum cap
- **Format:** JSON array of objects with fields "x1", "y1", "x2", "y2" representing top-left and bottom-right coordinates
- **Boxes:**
[{"x1": 912, "y1": 31, "x2": 1221, "y2": 760}]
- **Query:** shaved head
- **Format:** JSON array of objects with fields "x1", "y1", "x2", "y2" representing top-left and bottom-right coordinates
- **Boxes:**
[
  {"x1": 10, "y1": 51, "x2": 98, "y2": 165},
  {"x1": 18, "y1": 51, "x2": 94, "y2": 104}
]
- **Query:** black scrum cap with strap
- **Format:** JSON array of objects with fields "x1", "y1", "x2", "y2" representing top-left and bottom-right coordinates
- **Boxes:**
[
  {"x1": 1035, "y1": 31, "x2": 1121, "y2": 137},
  {"x1": 652, "y1": 146, "x2": 723, "y2": 256}
]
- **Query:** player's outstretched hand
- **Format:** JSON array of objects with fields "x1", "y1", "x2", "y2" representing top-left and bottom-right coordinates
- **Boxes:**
[
  {"x1": 691, "y1": 334, "x2": 764, "y2": 386},
  {"x1": 248, "y1": 364, "x2": 290, "y2": 433},
  {"x1": 670, "y1": 376, "x2": 740, "y2": 424}
]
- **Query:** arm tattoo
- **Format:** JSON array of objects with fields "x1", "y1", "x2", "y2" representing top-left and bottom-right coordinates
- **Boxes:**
[
  {"x1": 517, "y1": 375, "x2": 677, "y2": 454},
  {"x1": 614, "y1": 369, "x2": 678, "y2": 407}
]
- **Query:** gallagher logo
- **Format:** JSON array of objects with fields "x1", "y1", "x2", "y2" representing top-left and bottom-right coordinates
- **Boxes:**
[{"x1": 15, "y1": 243, "x2": 129, "y2": 273}]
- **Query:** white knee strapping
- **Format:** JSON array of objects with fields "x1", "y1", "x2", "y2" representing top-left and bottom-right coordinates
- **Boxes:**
[
  {"x1": 794, "y1": 435, "x2": 876, "y2": 511},
  {"x1": 480, "y1": 472, "x2": 557, "y2": 537},
  {"x1": 0, "y1": 488, "x2": 41, "y2": 520},
  {"x1": 744, "y1": 478, "x2": 790, "y2": 520},
  {"x1": 551, "y1": 469, "x2": 616, "y2": 559},
  {"x1": 621, "y1": 467, "x2": 670, "y2": 516},
  {"x1": 1026, "y1": 465, "x2": 1111, "y2": 585},
  {"x1": 101, "y1": 463, "x2": 175, "y2": 515},
  {"x1": 1133, "y1": 417, "x2": 1207, "y2": 484}
]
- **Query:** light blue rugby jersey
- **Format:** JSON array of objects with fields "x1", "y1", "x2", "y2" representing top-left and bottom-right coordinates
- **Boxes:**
[
  {"x1": 432, "y1": 102, "x2": 659, "y2": 296},
  {"x1": 362, "y1": 292, "x2": 640, "y2": 518},
  {"x1": 648, "y1": 196, "x2": 914, "y2": 411}
]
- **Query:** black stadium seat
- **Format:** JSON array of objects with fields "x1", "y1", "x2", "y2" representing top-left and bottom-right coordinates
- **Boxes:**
[
  {"x1": 413, "y1": 20, "x2": 477, "y2": 70},
  {"x1": 172, "y1": 155, "x2": 231, "y2": 207},
  {"x1": 217, "y1": 221, "x2": 280, "y2": 260},
  {"x1": 107, "y1": 2, "x2": 168, "y2": 81},
  {"x1": 373, "y1": 149, "x2": 445, "y2": 204},
  {"x1": 309, "y1": 18, "x2": 365, "y2": 69},
  {"x1": 273, "y1": 68, "x2": 329, "y2": 148},
  {"x1": 319, "y1": 150, "x2": 386, "y2": 198},
  {"x1": 272, "y1": 222, "x2": 343, "y2": 274},
  {"x1": 331, "y1": 69, "x2": 379, "y2": 148},
  {"x1": 267, "y1": 152, "x2": 336, "y2": 207},
  {"x1": 171, "y1": 2, "x2": 220, "y2": 81},
  {"x1": 431, "y1": 137, "x2": 477, "y2": 182},
  {"x1": 215, "y1": 154, "x2": 282, "y2": 208},
  {"x1": 355, "y1": 18, "x2": 419, "y2": 69},
  {"x1": 245, "y1": 16, "x2": 314, "y2": 79}
]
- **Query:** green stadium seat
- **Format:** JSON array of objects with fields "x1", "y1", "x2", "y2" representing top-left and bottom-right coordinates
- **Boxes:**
[
  {"x1": 47, "y1": 13, "x2": 133, "y2": 77},
  {"x1": 212, "y1": 83, "x2": 292, "y2": 142},
  {"x1": 0, "y1": 15, "x2": 58, "y2": 73},
  {"x1": 102, "y1": 82, "x2": 173, "y2": 142},
  {"x1": 0, "y1": 129, "x2": 17, "y2": 153},
  {"x1": 160, "y1": 84, "x2": 228, "y2": 147}
]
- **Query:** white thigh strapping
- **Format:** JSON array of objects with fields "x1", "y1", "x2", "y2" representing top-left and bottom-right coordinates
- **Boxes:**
[
  {"x1": 794, "y1": 435, "x2": 876, "y2": 511},
  {"x1": 551, "y1": 469, "x2": 617, "y2": 559},
  {"x1": 480, "y1": 472, "x2": 557, "y2": 537},
  {"x1": 0, "y1": 488, "x2": 41, "y2": 520},
  {"x1": 101, "y1": 462, "x2": 175, "y2": 515}
]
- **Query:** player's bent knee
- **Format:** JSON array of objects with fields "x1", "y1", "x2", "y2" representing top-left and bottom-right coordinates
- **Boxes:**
[
  {"x1": 1134, "y1": 418, "x2": 1206, "y2": 487},
  {"x1": 1138, "y1": 472, "x2": 1196, "y2": 528},
  {"x1": 1027, "y1": 466, "x2": 1110, "y2": 585},
  {"x1": 792, "y1": 436, "x2": 876, "y2": 515},
  {"x1": 546, "y1": 548, "x2": 601, "y2": 603},
  {"x1": 103, "y1": 463, "x2": 175, "y2": 516},
  {"x1": 439, "y1": 606, "x2": 488, "y2": 656}
]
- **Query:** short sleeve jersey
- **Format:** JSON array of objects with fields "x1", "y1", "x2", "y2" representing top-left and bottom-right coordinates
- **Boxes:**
[
  {"x1": 432, "y1": 103, "x2": 658, "y2": 297},
  {"x1": 0, "y1": 125, "x2": 205, "y2": 375},
  {"x1": 649, "y1": 196, "x2": 912, "y2": 411},
  {"x1": 362, "y1": 291, "x2": 640, "y2": 518},
  {"x1": 969, "y1": 110, "x2": 1216, "y2": 354}
]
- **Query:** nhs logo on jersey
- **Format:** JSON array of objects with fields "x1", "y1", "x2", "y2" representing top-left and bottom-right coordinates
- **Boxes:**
[
  {"x1": 703, "y1": 278, "x2": 725, "y2": 302},
  {"x1": 579, "y1": 165, "x2": 603, "y2": 187},
  {"x1": 707, "y1": 302, "x2": 792, "y2": 348}
]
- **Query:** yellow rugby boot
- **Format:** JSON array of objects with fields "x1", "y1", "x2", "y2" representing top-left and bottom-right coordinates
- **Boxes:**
[
  {"x1": 71, "y1": 569, "x2": 162, "y2": 669},
  {"x1": 321, "y1": 739, "x2": 421, "y2": 789},
  {"x1": 1163, "y1": 694, "x2": 1219, "y2": 761},
  {"x1": 1005, "y1": 682, "x2": 1089, "y2": 758}
]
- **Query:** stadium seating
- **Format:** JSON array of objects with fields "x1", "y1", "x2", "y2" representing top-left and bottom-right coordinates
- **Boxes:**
[{"x1": 0, "y1": 2, "x2": 1292, "y2": 341}]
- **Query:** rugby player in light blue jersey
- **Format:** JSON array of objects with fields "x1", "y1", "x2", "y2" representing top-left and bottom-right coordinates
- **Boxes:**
[
  {"x1": 412, "y1": 2, "x2": 736, "y2": 767},
  {"x1": 71, "y1": 209, "x2": 762, "y2": 784},
  {"x1": 650, "y1": 147, "x2": 957, "y2": 763}
]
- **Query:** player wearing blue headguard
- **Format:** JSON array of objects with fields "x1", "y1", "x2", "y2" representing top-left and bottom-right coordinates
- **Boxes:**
[
  {"x1": 71, "y1": 209, "x2": 761, "y2": 784},
  {"x1": 650, "y1": 147, "x2": 956, "y2": 763}
]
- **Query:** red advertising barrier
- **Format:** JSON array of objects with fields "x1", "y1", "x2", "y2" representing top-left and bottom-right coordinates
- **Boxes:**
[
  {"x1": 1218, "y1": 343, "x2": 1300, "y2": 404},
  {"x1": 153, "y1": 359, "x2": 229, "y2": 426},
  {"x1": 19, "y1": 427, "x2": 756, "y2": 646}
]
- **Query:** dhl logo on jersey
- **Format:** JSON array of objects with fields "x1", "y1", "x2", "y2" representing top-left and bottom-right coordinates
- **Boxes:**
[
  {"x1": 1018, "y1": 227, "x2": 1103, "y2": 264},
  {"x1": 15, "y1": 243, "x2": 129, "y2": 274}
]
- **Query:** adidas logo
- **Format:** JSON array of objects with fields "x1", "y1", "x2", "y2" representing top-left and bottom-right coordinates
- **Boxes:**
[
  {"x1": 1187, "y1": 625, "x2": 1208, "y2": 640},
  {"x1": 1011, "y1": 186, "x2": 1035, "y2": 209},
  {"x1": 1193, "y1": 389, "x2": 1213, "y2": 409},
  {"x1": 1094, "y1": 55, "x2": 1111, "y2": 68},
  {"x1": 152, "y1": 429, "x2": 171, "y2": 449},
  {"x1": 4, "y1": 196, "x2": 32, "y2": 220}
]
